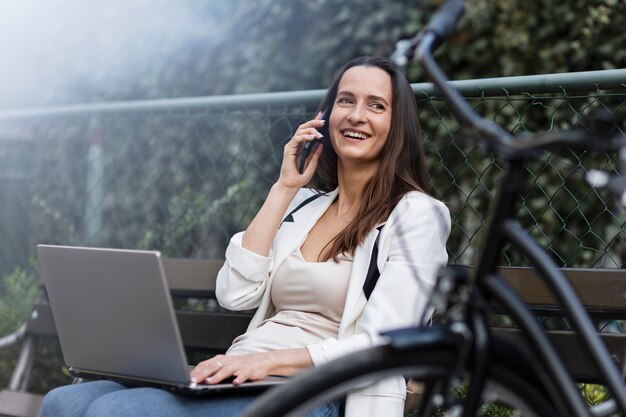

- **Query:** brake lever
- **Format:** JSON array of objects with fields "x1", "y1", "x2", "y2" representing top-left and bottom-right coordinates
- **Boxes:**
[
  {"x1": 586, "y1": 147, "x2": 626, "y2": 207},
  {"x1": 391, "y1": 37, "x2": 420, "y2": 73},
  {"x1": 587, "y1": 169, "x2": 626, "y2": 206}
]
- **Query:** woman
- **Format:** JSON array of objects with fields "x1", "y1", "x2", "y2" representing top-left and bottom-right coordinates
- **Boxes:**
[{"x1": 39, "y1": 56, "x2": 450, "y2": 417}]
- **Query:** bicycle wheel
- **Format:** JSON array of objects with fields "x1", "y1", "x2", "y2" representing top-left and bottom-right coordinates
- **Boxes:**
[{"x1": 240, "y1": 342, "x2": 559, "y2": 417}]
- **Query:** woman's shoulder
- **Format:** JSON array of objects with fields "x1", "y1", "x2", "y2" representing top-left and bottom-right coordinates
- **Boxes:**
[
  {"x1": 388, "y1": 191, "x2": 451, "y2": 230},
  {"x1": 397, "y1": 191, "x2": 449, "y2": 213}
]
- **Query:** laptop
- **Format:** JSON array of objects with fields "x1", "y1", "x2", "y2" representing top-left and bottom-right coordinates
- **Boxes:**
[{"x1": 36, "y1": 244, "x2": 286, "y2": 395}]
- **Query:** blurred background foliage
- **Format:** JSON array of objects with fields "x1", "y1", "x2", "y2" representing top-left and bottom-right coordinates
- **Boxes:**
[
  {"x1": 1, "y1": 0, "x2": 625, "y2": 395},
  {"x1": 2, "y1": 0, "x2": 625, "y2": 108}
]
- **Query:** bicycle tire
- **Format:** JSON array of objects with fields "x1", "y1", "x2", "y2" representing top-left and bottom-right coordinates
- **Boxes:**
[{"x1": 240, "y1": 342, "x2": 559, "y2": 417}]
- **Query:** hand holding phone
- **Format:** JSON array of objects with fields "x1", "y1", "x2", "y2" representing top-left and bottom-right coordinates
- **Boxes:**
[{"x1": 296, "y1": 107, "x2": 331, "y2": 174}]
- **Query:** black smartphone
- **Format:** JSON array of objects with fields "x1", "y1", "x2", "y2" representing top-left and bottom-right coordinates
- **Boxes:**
[{"x1": 296, "y1": 107, "x2": 331, "y2": 174}]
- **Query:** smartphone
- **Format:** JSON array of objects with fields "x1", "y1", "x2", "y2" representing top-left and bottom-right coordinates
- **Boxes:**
[{"x1": 296, "y1": 107, "x2": 331, "y2": 174}]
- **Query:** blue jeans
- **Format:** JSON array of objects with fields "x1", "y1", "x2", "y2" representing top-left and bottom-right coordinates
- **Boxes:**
[{"x1": 39, "y1": 381, "x2": 339, "y2": 417}]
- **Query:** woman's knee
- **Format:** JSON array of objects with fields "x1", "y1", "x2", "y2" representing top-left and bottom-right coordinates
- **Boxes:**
[
  {"x1": 40, "y1": 385, "x2": 71, "y2": 417},
  {"x1": 39, "y1": 381, "x2": 125, "y2": 417},
  {"x1": 84, "y1": 396, "x2": 120, "y2": 417},
  {"x1": 84, "y1": 387, "x2": 175, "y2": 417}
]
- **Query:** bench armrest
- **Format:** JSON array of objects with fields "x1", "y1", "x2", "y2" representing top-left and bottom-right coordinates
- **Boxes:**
[{"x1": 0, "y1": 323, "x2": 27, "y2": 350}]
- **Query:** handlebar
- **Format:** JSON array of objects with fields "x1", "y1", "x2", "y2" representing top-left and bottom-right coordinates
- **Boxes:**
[
  {"x1": 390, "y1": 0, "x2": 464, "y2": 73},
  {"x1": 423, "y1": 0, "x2": 465, "y2": 50}
]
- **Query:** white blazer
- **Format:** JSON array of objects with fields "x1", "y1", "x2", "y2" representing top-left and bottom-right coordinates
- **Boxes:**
[{"x1": 216, "y1": 188, "x2": 450, "y2": 417}]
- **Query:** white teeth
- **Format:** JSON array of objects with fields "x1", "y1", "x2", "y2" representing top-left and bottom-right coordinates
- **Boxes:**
[{"x1": 343, "y1": 131, "x2": 368, "y2": 140}]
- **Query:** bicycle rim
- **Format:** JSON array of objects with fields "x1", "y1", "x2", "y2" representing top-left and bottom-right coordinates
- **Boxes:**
[{"x1": 240, "y1": 344, "x2": 559, "y2": 417}]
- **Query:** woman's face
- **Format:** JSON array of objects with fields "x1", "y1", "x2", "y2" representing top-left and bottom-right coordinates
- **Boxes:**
[{"x1": 328, "y1": 65, "x2": 393, "y2": 169}]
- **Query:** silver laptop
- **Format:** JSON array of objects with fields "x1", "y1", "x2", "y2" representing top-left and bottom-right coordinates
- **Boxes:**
[{"x1": 36, "y1": 244, "x2": 285, "y2": 395}]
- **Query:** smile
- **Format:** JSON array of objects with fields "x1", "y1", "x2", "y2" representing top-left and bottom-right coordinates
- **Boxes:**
[{"x1": 341, "y1": 130, "x2": 370, "y2": 140}]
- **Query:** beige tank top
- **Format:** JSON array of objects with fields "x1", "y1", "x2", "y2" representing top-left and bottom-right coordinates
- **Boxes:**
[{"x1": 226, "y1": 248, "x2": 352, "y2": 355}]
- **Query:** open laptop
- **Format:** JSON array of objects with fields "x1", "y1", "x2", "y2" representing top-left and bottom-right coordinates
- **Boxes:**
[{"x1": 36, "y1": 244, "x2": 285, "y2": 395}]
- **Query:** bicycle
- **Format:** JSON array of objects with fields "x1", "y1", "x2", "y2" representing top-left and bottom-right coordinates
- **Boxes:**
[{"x1": 239, "y1": 1, "x2": 626, "y2": 416}]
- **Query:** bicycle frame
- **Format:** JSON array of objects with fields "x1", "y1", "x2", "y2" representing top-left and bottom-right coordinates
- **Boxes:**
[
  {"x1": 412, "y1": 2, "x2": 626, "y2": 415},
  {"x1": 469, "y1": 160, "x2": 595, "y2": 417}
]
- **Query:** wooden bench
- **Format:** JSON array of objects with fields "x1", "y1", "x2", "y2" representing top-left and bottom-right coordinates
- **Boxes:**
[{"x1": 0, "y1": 261, "x2": 624, "y2": 417}]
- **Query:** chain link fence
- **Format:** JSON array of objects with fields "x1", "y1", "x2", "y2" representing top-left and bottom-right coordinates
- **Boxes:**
[
  {"x1": 0, "y1": 74, "x2": 624, "y2": 271},
  {"x1": 3, "y1": 71, "x2": 625, "y2": 273}
]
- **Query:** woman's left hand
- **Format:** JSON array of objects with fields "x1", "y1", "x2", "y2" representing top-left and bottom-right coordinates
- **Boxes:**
[{"x1": 190, "y1": 353, "x2": 272, "y2": 385}]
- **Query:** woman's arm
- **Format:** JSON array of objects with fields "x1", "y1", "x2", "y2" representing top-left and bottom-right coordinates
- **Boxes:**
[
  {"x1": 241, "y1": 118, "x2": 325, "y2": 256},
  {"x1": 215, "y1": 117, "x2": 325, "y2": 310},
  {"x1": 241, "y1": 183, "x2": 299, "y2": 256},
  {"x1": 215, "y1": 188, "x2": 315, "y2": 310}
]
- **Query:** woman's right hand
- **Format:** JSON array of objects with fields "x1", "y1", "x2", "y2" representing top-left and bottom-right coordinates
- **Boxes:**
[{"x1": 277, "y1": 117, "x2": 326, "y2": 190}]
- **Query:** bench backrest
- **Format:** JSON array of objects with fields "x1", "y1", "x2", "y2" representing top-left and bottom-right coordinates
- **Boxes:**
[{"x1": 490, "y1": 266, "x2": 626, "y2": 318}]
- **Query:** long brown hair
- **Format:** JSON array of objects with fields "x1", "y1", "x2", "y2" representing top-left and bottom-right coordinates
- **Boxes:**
[{"x1": 310, "y1": 56, "x2": 430, "y2": 261}]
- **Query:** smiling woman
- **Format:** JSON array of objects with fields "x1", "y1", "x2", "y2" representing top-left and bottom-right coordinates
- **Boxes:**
[
  {"x1": 38, "y1": 56, "x2": 450, "y2": 417},
  {"x1": 309, "y1": 56, "x2": 434, "y2": 264}
]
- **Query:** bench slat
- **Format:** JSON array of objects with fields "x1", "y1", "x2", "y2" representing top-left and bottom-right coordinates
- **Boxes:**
[
  {"x1": 0, "y1": 390, "x2": 43, "y2": 417},
  {"x1": 177, "y1": 310, "x2": 252, "y2": 352},
  {"x1": 163, "y1": 259, "x2": 223, "y2": 296},
  {"x1": 26, "y1": 302, "x2": 252, "y2": 354},
  {"x1": 492, "y1": 327, "x2": 625, "y2": 382},
  {"x1": 468, "y1": 266, "x2": 626, "y2": 318}
]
